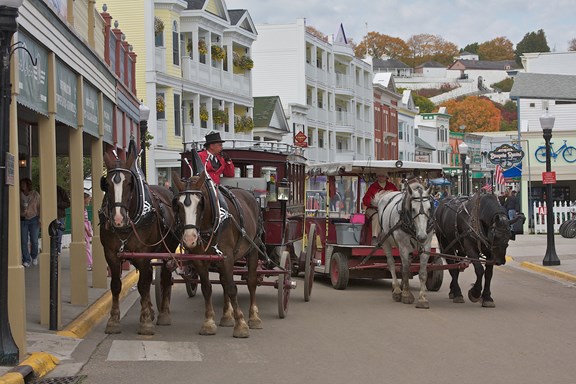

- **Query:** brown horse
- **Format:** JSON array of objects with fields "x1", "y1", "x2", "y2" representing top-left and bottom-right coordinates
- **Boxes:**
[
  {"x1": 100, "y1": 148, "x2": 179, "y2": 335},
  {"x1": 172, "y1": 171, "x2": 263, "y2": 338}
]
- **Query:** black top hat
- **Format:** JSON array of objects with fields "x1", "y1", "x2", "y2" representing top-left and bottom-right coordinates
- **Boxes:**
[{"x1": 204, "y1": 131, "x2": 225, "y2": 147}]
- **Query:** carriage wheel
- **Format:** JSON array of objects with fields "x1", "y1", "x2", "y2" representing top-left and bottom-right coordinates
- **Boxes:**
[
  {"x1": 304, "y1": 224, "x2": 317, "y2": 302},
  {"x1": 330, "y1": 252, "x2": 349, "y2": 290},
  {"x1": 185, "y1": 269, "x2": 198, "y2": 298},
  {"x1": 154, "y1": 265, "x2": 162, "y2": 311},
  {"x1": 559, "y1": 220, "x2": 571, "y2": 237},
  {"x1": 565, "y1": 220, "x2": 576, "y2": 238},
  {"x1": 426, "y1": 256, "x2": 444, "y2": 291},
  {"x1": 277, "y1": 251, "x2": 291, "y2": 319}
]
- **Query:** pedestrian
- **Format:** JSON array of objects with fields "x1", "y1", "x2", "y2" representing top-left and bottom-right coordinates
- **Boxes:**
[
  {"x1": 362, "y1": 174, "x2": 398, "y2": 244},
  {"x1": 56, "y1": 185, "x2": 70, "y2": 255},
  {"x1": 84, "y1": 190, "x2": 93, "y2": 271},
  {"x1": 20, "y1": 177, "x2": 41, "y2": 267},
  {"x1": 198, "y1": 131, "x2": 235, "y2": 185},
  {"x1": 504, "y1": 190, "x2": 518, "y2": 220}
]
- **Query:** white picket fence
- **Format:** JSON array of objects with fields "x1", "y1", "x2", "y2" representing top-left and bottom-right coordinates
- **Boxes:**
[{"x1": 533, "y1": 201, "x2": 575, "y2": 234}]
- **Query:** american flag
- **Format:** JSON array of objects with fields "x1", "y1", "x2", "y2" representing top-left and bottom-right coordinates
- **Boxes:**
[
  {"x1": 494, "y1": 165, "x2": 505, "y2": 185},
  {"x1": 482, "y1": 183, "x2": 493, "y2": 192}
]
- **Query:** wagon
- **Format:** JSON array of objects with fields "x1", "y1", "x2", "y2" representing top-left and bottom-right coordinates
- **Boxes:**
[
  {"x1": 303, "y1": 160, "x2": 469, "y2": 290},
  {"x1": 130, "y1": 141, "x2": 315, "y2": 318}
]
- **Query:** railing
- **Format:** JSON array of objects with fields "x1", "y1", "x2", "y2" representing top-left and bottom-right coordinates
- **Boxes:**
[
  {"x1": 533, "y1": 201, "x2": 575, "y2": 234},
  {"x1": 155, "y1": 47, "x2": 166, "y2": 73},
  {"x1": 156, "y1": 120, "x2": 167, "y2": 147}
]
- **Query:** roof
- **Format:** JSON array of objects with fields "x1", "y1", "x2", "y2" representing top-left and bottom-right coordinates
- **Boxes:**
[
  {"x1": 417, "y1": 61, "x2": 445, "y2": 68},
  {"x1": 228, "y1": 9, "x2": 245, "y2": 25},
  {"x1": 252, "y1": 96, "x2": 289, "y2": 132},
  {"x1": 415, "y1": 136, "x2": 436, "y2": 150},
  {"x1": 186, "y1": 0, "x2": 206, "y2": 9},
  {"x1": 449, "y1": 59, "x2": 518, "y2": 70},
  {"x1": 510, "y1": 72, "x2": 576, "y2": 101},
  {"x1": 373, "y1": 72, "x2": 393, "y2": 88},
  {"x1": 372, "y1": 58, "x2": 410, "y2": 70}
]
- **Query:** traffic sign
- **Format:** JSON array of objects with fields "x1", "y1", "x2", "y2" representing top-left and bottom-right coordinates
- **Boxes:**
[{"x1": 542, "y1": 171, "x2": 556, "y2": 184}]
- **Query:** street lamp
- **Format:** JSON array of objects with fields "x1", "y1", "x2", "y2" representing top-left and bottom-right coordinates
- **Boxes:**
[
  {"x1": 465, "y1": 156, "x2": 471, "y2": 195},
  {"x1": 0, "y1": 0, "x2": 24, "y2": 365},
  {"x1": 458, "y1": 141, "x2": 469, "y2": 196},
  {"x1": 540, "y1": 109, "x2": 560, "y2": 266},
  {"x1": 139, "y1": 101, "x2": 150, "y2": 177}
]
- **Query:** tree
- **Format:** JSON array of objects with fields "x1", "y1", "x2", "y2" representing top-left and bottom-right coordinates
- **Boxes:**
[
  {"x1": 353, "y1": 31, "x2": 410, "y2": 59},
  {"x1": 569, "y1": 38, "x2": 576, "y2": 51},
  {"x1": 440, "y1": 96, "x2": 501, "y2": 132},
  {"x1": 477, "y1": 37, "x2": 515, "y2": 61},
  {"x1": 515, "y1": 29, "x2": 550, "y2": 65},
  {"x1": 305, "y1": 25, "x2": 328, "y2": 43},
  {"x1": 405, "y1": 33, "x2": 459, "y2": 67},
  {"x1": 413, "y1": 94, "x2": 435, "y2": 113},
  {"x1": 490, "y1": 77, "x2": 514, "y2": 92},
  {"x1": 461, "y1": 43, "x2": 479, "y2": 54}
]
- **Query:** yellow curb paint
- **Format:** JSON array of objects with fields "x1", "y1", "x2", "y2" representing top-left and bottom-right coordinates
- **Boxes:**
[
  {"x1": 57, "y1": 270, "x2": 140, "y2": 339},
  {"x1": 20, "y1": 352, "x2": 59, "y2": 378},
  {"x1": 0, "y1": 372, "x2": 25, "y2": 384},
  {"x1": 520, "y1": 261, "x2": 576, "y2": 282}
]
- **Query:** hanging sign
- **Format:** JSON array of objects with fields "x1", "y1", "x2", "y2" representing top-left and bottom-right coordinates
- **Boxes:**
[{"x1": 488, "y1": 144, "x2": 524, "y2": 170}]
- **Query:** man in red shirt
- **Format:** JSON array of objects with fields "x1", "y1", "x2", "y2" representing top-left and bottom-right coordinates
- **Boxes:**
[
  {"x1": 362, "y1": 174, "x2": 398, "y2": 243},
  {"x1": 198, "y1": 131, "x2": 235, "y2": 184}
]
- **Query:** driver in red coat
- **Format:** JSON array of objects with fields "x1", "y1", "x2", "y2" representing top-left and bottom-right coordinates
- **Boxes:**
[
  {"x1": 362, "y1": 174, "x2": 398, "y2": 244},
  {"x1": 198, "y1": 131, "x2": 235, "y2": 185}
]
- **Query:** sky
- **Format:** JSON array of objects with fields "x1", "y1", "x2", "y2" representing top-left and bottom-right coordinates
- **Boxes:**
[{"x1": 225, "y1": 0, "x2": 576, "y2": 52}]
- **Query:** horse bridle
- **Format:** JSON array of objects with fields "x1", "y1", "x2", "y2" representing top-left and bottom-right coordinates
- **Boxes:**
[
  {"x1": 173, "y1": 188, "x2": 206, "y2": 233},
  {"x1": 106, "y1": 167, "x2": 136, "y2": 225},
  {"x1": 400, "y1": 188, "x2": 435, "y2": 241}
]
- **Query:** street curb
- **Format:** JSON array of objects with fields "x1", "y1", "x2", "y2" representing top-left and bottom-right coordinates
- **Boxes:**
[
  {"x1": 519, "y1": 261, "x2": 576, "y2": 283},
  {"x1": 57, "y1": 269, "x2": 140, "y2": 339},
  {"x1": 0, "y1": 353, "x2": 59, "y2": 384}
]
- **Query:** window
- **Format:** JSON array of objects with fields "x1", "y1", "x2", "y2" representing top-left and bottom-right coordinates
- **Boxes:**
[
  {"x1": 398, "y1": 123, "x2": 404, "y2": 140},
  {"x1": 172, "y1": 22, "x2": 179, "y2": 65},
  {"x1": 174, "y1": 94, "x2": 181, "y2": 136},
  {"x1": 155, "y1": 30, "x2": 164, "y2": 48},
  {"x1": 157, "y1": 93, "x2": 165, "y2": 120}
]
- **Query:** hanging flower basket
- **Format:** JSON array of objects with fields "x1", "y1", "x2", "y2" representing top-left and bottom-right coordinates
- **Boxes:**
[
  {"x1": 156, "y1": 95, "x2": 165, "y2": 113},
  {"x1": 199, "y1": 105, "x2": 209, "y2": 122},
  {"x1": 211, "y1": 45, "x2": 226, "y2": 61},
  {"x1": 198, "y1": 40, "x2": 208, "y2": 55},
  {"x1": 233, "y1": 53, "x2": 254, "y2": 70},
  {"x1": 213, "y1": 109, "x2": 228, "y2": 125},
  {"x1": 234, "y1": 115, "x2": 254, "y2": 133},
  {"x1": 186, "y1": 39, "x2": 193, "y2": 55},
  {"x1": 154, "y1": 17, "x2": 164, "y2": 36}
]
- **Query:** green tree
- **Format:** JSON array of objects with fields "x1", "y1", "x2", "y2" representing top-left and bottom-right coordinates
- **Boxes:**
[
  {"x1": 461, "y1": 43, "x2": 479, "y2": 54},
  {"x1": 413, "y1": 94, "x2": 435, "y2": 113},
  {"x1": 477, "y1": 37, "x2": 514, "y2": 61},
  {"x1": 490, "y1": 77, "x2": 514, "y2": 92},
  {"x1": 515, "y1": 29, "x2": 550, "y2": 65}
]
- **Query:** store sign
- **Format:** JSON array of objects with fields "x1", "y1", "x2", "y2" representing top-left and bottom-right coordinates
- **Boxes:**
[
  {"x1": 488, "y1": 144, "x2": 524, "y2": 169},
  {"x1": 294, "y1": 131, "x2": 308, "y2": 148}
]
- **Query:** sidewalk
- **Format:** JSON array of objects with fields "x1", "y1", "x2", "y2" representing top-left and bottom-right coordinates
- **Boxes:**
[{"x1": 1, "y1": 234, "x2": 576, "y2": 382}]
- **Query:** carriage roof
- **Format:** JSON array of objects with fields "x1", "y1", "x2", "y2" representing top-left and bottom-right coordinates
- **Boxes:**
[{"x1": 307, "y1": 160, "x2": 443, "y2": 177}]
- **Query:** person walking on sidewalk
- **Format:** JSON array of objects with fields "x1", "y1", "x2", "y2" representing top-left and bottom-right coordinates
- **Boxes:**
[
  {"x1": 84, "y1": 190, "x2": 93, "y2": 271},
  {"x1": 20, "y1": 177, "x2": 40, "y2": 267},
  {"x1": 504, "y1": 190, "x2": 519, "y2": 220},
  {"x1": 56, "y1": 185, "x2": 70, "y2": 255}
]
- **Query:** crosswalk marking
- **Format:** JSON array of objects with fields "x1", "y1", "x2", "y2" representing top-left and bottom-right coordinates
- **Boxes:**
[{"x1": 107, "y1": 340, "x2": 203, "y2": 362}]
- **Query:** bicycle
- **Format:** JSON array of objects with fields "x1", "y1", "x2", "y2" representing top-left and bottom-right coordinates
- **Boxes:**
[{"x1": 535, "y1": 139, "x2": 576, "y2": 163}]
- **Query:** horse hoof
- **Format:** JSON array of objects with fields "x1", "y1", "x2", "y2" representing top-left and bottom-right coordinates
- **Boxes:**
[
  {"x1": 415, "y1": 301, "x2": 430, "y2": 309},
  {"x1": 105, "y1": 323, "x2": 121, "y2": 334},
  {"x1": 392, "y1": 292, "x2": 402, "y2": 302},
  {"x1": 448, "y1": 292, "x2": 454, "y2": 300},
  {"x1": 482, "y1": 299, "x2": 495, "y2": 308},
  {"x1": 453, "y1": 295, "x2": 465, "y2": 304},
  {"x1": 138, "y1": 324, "x2": 155, "y2": 336},
  {"x1": 401, "y1": 295, "x2": 415, "y2": 305},
  {"x1": 248, "y1": 318, "x2": 263, "y2": 329},
  {"x1": 156, "y1": 313, "x2": 172, "y2": 326},
  {"x1": 200, "y1": 320, "x2": 217, "y2": 335},
  {"x1": 219, "y1": 316, "x2": 235, "y2": 327},
  {"x1": 233, "y1": 326, "x2": 250, "y2": 338},
  {"x1": 468, "y1": 290, "x2": 481, "y2": 303}
]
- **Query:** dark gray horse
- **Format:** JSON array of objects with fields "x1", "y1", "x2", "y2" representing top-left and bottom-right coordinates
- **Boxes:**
[{"x1": 434, "y1": 192, "x2": 523, "y2": 307}]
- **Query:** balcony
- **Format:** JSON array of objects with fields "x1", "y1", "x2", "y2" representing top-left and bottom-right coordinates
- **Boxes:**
[
  {"x1": 181, "y1": 57, "x2": 250, "y2": 99},
  {"x1": 156, "y1": 120, "x2": 167, "y2": 147},
  {"x1": 155, "y1": 47, "x2": 166, "y2": 73},
  {"x1": 335, "y1": 73, "x2": 353, "y2": 96}
]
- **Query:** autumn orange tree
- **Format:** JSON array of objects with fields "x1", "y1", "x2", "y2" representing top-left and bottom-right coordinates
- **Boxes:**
[
  {"x1": 405, "y1": 33, "x2": 459, "y2": 67},
  {"x1": 353, "y1": 31, "x2": 410, "y2": 59},
  {"x1": 440, "y1": 96, "x2": 501, "y2": 132},
  {"x1": 477, "y1": 37, "x2": 515, "y2": 61}
]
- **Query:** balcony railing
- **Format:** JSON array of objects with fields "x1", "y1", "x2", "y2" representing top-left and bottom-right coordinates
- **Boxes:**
[
  {"x1": 155, "y1": 47, "x2": 166, "y2": 73},
  {"x1": 156, "y1": 120, "x2": 167, "y2": 147}
]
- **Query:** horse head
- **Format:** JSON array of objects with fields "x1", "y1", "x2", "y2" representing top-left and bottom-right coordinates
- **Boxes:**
[
  {"x1": 479, "y1": 194, "x2": 514, "y2": 266},
  {"x1": 103, "y1": 150, "x2": 137, "y2": 228},
  {"x1": 403, "y1": 182, "x2": 434, "y2": 243},
  {"x1": 172, "y1": 171, "x2": 209, "y2": 250}
]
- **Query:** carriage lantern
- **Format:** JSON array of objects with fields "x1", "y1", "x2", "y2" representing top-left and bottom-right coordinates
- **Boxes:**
[{"x1": 277, "y1": 178, "x2": 290, "y2": 201}]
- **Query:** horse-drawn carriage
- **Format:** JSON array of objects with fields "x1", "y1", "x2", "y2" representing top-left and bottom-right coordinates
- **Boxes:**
[{"x1": 99, "y1": 139, "x2": 312, "y2": 338}]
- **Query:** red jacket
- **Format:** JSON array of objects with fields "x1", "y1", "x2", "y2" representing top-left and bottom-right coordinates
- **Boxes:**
[
  {"x1": 198, "y1": 150, "x2": 235, "y2": 185},
  {"x1": 362, "y1": 181, "x2": 398, "y2": 207}
]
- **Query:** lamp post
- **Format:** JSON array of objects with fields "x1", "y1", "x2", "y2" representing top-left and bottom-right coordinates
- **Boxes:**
[
  {"x1": 458, "y1": 141, "x2": 469, "y2": 196},
  {"x1": 0, "y1": 0, "x2": 23, "y2": 365},
  {"x1": 139, "y1": 102, "x2": 150, "y2": 177},
  {"x1": 540, "y1": 109, "x2": 560, "y2": 266},
  {"x1": 465, "y1": 156, "x2": 471, "y2": 194}
]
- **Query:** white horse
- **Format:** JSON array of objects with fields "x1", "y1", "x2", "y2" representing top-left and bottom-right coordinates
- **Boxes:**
[{"x1": 372, "y1": 182, "x2": 434, "y2": 308}]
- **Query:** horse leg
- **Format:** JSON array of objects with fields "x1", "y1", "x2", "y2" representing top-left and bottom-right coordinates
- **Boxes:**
[
  {"x1": 218, "y1": 272, "x2": 235, "y2": 327},
  {"x1": 468, "y1": 261, "x2": 485, "y2": 303},
  {"x1": 415, "y1": 247, "x2": 430, "y2": 309},
  {"x1": 448, "y1": 267, "x2": 465, "y2": 303},
  {"x1": 384, "y1": 243, "x2": 402, "y2": 302},
  {"x1": 481, "y1": 264, "x2": 496, "y2": 308},
  {"x1": 221, "y1": 262, "x2": 249, "y2": 338},
  {"x1": 137, "y1": 263, "x2": 155, "y2": 335},
  {"x1": 105, "y1": 257, "x2": 122, "y2": 334},
  {"x1": 156, "y1": 264, "x2": 172, "y2": 326},
  {"x1": 246, "y1": 252, "x2": 262, "y2": 329},
  {"x1": 196, "y1": 263, "x2": 217, "y2": 335},
  {"x1": 400, "y1": 250, "x2": 414, "y2": 305}
]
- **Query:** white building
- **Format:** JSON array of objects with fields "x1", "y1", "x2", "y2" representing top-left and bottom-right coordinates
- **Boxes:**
[
  {"x1": 414, "y1": 108, "x2": 450, "y2": 165},
  {"x1": 398, "y1": 90, "x2": 417, "y2": 161},
  {"x1": 521, "y1": 51, "x2": 576, "y2": 75},
  {"x1": 251, "y1": 19, "x2": 374, "y2": 162}
]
